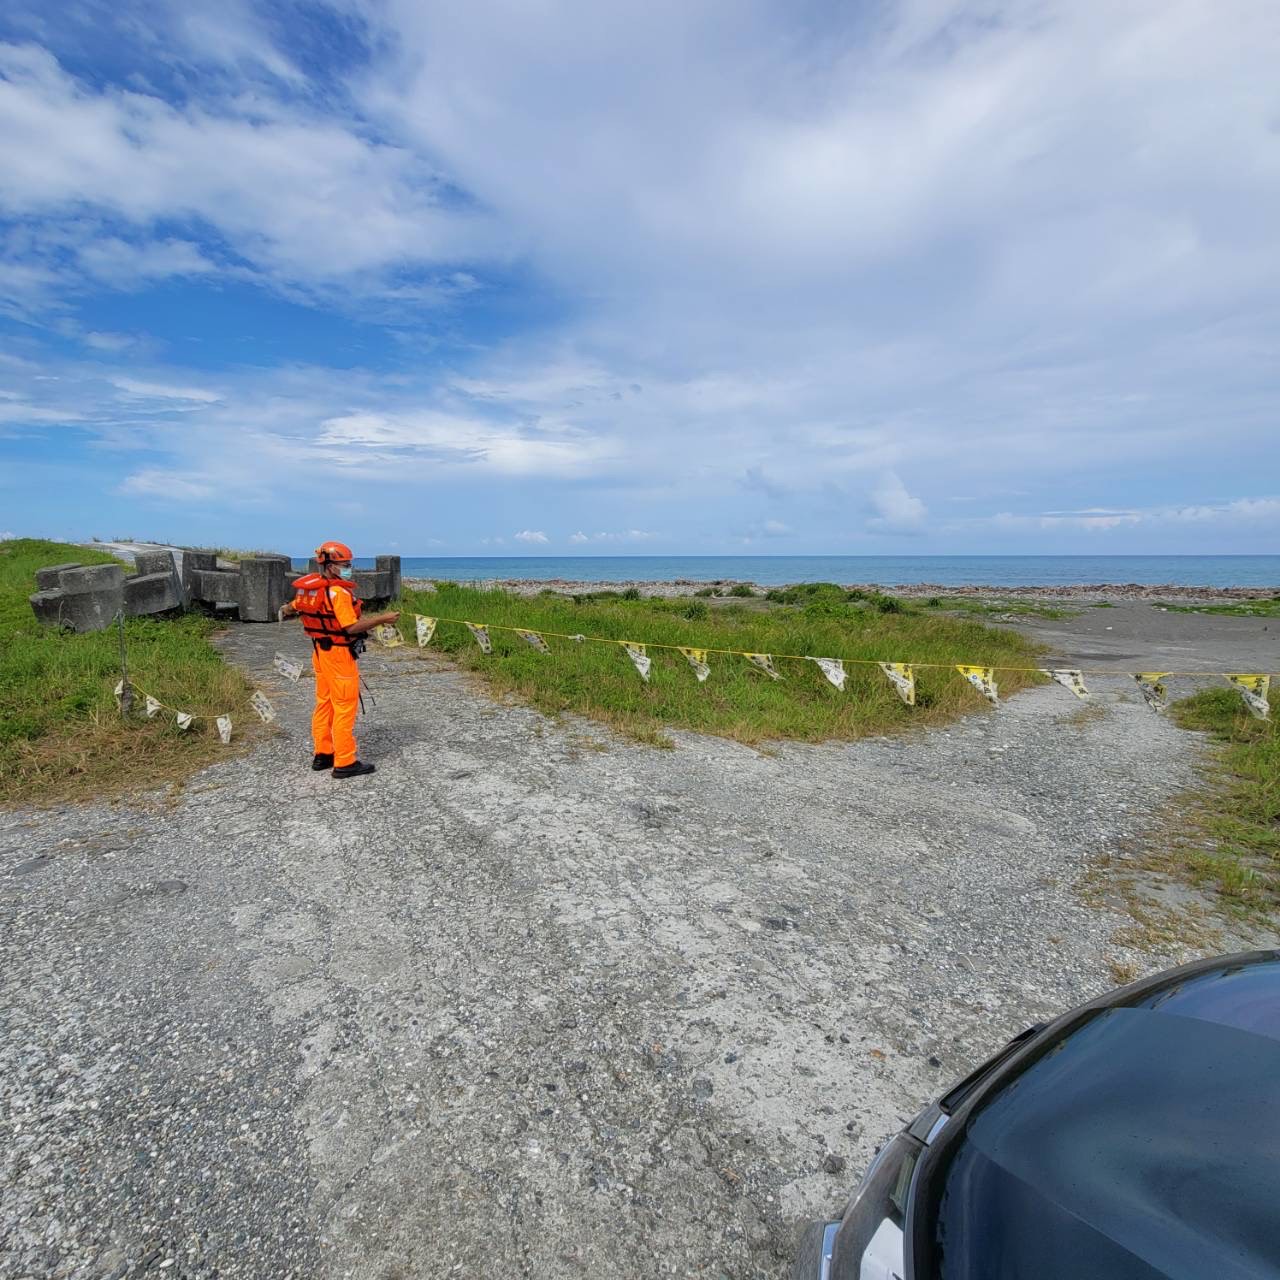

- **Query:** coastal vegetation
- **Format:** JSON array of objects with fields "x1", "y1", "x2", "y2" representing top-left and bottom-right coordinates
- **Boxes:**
[
  {"x1": 1163, "y1": 597, "x2": 1280, "y2": 618},
  {"x1": 1169, "y1": 687, "x2": 1280, "y2": 910},
  {"x1": 1, "y1": 539, "x2": 255, "y2": 808},
  {"x1": 396, "y1": 581, "x2": 1045, "y2": 746}
]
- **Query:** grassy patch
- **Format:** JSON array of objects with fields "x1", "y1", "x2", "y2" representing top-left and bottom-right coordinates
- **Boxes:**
[
  {"x1": 1162, "y1": 597, "x2": 1280, "y2": 617},
  {"x1": 1, "y1": 539, "x2": 257, "y2": 808},
  {"x1": 1166, "y1": 686, "x2": 1280, "y2": 910},
  {"x1": 920, "y1": 595, "x2": 1079, "y2": 620},
  {"x1": 397, "y1": 582, "x2": 1045, "y2": 745}
]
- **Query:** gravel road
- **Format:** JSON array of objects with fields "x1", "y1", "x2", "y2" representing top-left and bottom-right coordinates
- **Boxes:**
[{"x1": 3, "y1": 613, "x2": 1274, "y2": 1279}]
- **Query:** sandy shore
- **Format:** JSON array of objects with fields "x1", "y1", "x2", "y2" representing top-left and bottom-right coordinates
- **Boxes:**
[{"x1": 404, "y1": 576, "x2": 1277, "y2": 602}]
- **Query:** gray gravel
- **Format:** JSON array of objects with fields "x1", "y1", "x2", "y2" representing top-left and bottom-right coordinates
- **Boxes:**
[{"x1": 3, "y1": 618, "x2": 1275, "y2": 1279}]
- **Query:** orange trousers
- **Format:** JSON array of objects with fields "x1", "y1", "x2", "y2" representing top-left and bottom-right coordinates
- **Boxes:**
[{"x1": 311, "y1": 645, "x2": 359, "y2": 767}]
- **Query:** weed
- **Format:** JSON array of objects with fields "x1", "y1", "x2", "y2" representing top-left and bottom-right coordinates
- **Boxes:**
[
  {"x1": 922, "y1": 596, "x2": 1079, "y2": 620},
  {"x1": 694, "y1": 587, "x2": 718, "y2": 598},
  {"x1": 394, "y1": 581, "x2": 1045, "y2": 747},
  {"x1": 1163, "y1": 597, "x2": 1280, "y2": 618},
  {"x1": 621, "y1": 586, "x2": 642, "y2": 601},
  {"x1": 1165, "y1": 686, "x2": 1279, "y2": 910},
  {"x1": 726, "y1": 583, "x2": 756, "y2": 598},
  {"x1": 1, "y1": 539, "x2": 257, "y2": 808}
]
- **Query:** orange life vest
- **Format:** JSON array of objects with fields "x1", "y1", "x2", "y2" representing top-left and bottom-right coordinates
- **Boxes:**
[{"x1": 291, "y1": 573, "x2": 363, "y2": 650}]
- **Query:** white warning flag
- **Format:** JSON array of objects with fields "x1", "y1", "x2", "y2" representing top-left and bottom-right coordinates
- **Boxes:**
[
  {"x1": 1227, "y1": 674, "x2": 1271, "y2": 720},
  {"x1": 216, "y1": 714, "x2": 233, "y2": 744},
  {"x1": 1133, "y1": 672, "x2": 1170, "y2": 711},
  {"x1": 175, "y1": 711, "x2": 194, "y2": 732},
  {"x1": 415, "y1": 615, "x2": 437, "y2": 647},
  {"x1": 956, "y1": 665, "x2": 999, "y2": 705},
  {"x1": 517, "y1": 629, "x2": 551, "y2": 653},
  {"x1": 679, "y1": 646, "x2": 711, "y2": 682},
  {"x1": 144, "y1": 694, "x2": 163, "y2": 718},
  {"x1": 373, "y1": 623, "x2": 403, "y2": 648},
  {"x1": 569, "y1": 633, "x2": 586, "y2": 643},
  {"x1": 250, "y1": 690, "x2": 276, "y2": 724},
  {"x1": 1044, "y1": 669, "x2": 1089, "y2": 700},
  {"x1": 745, "y1": 653, "x2": 782, "y2": 680},
  {"x1": 808, "y1": 656, "x2": 847, "y2": 691},
  {"x1": 623, "y1": 642, "x2": 651, "y2": 682},
  {"x1": 878, "y1": 662, "x2": 916, "y2": 706},
  {"x1": 273, "y1": 652, "x2": 303, "y2": 682},
  {"x1": 465, "y1": 622, "x2": 492, "y2": 654},
  {"x1": 114, "y1": 679, "x2": 134, "y2": 713}
]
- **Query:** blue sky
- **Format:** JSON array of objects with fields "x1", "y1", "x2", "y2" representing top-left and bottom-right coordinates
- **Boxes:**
[{"x1": 1, "y1": 0, "x2": 1277, "y2": 557}]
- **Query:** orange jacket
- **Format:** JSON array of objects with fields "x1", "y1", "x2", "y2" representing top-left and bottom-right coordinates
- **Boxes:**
[{"x1": 291, "y1": 573, "x2": 362, "y2": 650}]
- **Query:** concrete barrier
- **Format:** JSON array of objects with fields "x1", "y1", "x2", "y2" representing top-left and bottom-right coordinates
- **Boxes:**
[
  {"x1": 124, "y1": 572, "x2": 183, "y2": 617},
  {"x1": 239, "y1": 556, "x2": 290, "y2": 622},
  {"x1": 30, "y1": 547, "x2": 402, "y2": 629},
  {"x1": 28, "y1": 563, "x2": 125, "y2": 632},
  {"x1": 34, "y1": 561, "x2": 84, "y2": 590},
  {"x1": 190, "y1": 569, "x2": 242, "y2": 605}
]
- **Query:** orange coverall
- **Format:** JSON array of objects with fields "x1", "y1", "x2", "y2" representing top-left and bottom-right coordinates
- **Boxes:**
[{"x1": 311, "y1": 584, "x2": 360, "y2": 768}]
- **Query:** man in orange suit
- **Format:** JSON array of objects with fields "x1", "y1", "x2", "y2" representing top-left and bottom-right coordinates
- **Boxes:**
[{"x1": 282, "y1": 540, "x2": 399, "y2": 779}]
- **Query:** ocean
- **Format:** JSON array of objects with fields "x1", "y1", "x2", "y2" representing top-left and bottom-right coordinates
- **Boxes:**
[{"x1": 363, "y1": 555, "x2": 1280, "y2": 589}]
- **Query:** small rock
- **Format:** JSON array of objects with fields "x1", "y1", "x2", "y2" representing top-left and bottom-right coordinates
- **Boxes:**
[{"x1": 822, "y1": 1154, "x2": 847, "y2": 1174}]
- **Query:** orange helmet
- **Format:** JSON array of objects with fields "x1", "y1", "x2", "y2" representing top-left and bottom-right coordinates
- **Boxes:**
[{"x1": 315, "y1": 539, "x2": 354, "y2": 564}]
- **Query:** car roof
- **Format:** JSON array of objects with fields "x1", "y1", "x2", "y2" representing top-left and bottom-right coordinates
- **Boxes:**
[{"x1": 919, "y1": 954, "x2": 1280, "y2": 1280}]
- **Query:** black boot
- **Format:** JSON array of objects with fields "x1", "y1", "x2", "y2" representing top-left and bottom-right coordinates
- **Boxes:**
[
  {"x1": 311, "y1": 753, "x2": 335, "y2": 771},
  {"x1": 332, "y1": 760, "x2": 376, "y2": 779}
]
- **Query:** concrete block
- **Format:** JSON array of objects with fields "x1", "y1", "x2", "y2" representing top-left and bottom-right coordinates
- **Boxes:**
[
  {"x1": 191, "y1": 569, "x2": 242, "y2": 604},
  {"x1": 134, "y1": 549, "x2": 177, "y2": 577},
  {"x1": 124, "y1": 571, "x2": 183, "y2": 617},
  {"x1": 57, "y1": 563, "x2": 125, "y2": 595},
  {"x1": 181, "y1": 551, "x2": 216, "y2": 607},
  {"x1": 29, "y1": 589, "x2": 70, "y2": 628},
  {"x1": 354, "y1": 570, "x2": 392, "y2": 601},
  {"x1": 35, "y1": 562, "x2": 83, "y2": 590},
  {"x1": 238, "y1": 556, "x2": 290, "y2": 622},
  {"x1": 29, "y1": 585, "x2": 120, "y2": 632},
  {"x1": 376, "y1": 555, "x2": 402, "y2": 598}
]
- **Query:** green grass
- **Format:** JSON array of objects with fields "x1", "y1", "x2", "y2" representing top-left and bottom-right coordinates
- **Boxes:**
[
  {"x1": 397, "y1": 582, "x2": 1045, "y2": 745},
  {"x1": 1169, "y1": 686, "x2": 1280, "y2": 909},
  {"x1": 1163, "y1": 597, "x2": 1280, "y2": 617},
  {"x1": 919, "y1": 595, "x2": 1080, "y2": 620},
  {"x1": 1, "y1": 538, "x2": 257, "y2": 807}
]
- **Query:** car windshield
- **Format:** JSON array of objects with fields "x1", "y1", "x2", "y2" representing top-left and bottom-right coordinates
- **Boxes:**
[{"x1": 927, "y1": 958, "x2": 1280, "y2": 1280}]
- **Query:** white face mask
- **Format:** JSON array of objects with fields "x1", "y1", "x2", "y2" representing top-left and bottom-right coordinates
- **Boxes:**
[{"x1": 337, "y1": 566, "x2": 354, "y2": 580}]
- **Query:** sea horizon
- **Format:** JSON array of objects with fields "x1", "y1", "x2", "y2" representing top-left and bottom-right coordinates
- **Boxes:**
[{"x1": 341, "y1": 553, "x2": 1280, "y2": 589}]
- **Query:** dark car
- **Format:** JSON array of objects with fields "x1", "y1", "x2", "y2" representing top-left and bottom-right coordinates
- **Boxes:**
[{"x1": 793, "y1": 950, "x2": 1280, "y2": 1280}]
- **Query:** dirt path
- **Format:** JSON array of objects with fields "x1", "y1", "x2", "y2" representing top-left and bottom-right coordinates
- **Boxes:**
[{"x1": 2, "y1": 619, "x2": 1273, "y2": 1279}]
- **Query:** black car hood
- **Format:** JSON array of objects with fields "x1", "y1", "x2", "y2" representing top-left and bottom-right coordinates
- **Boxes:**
[{"x1": 920, "y1": 958, "x2": 1280, "y2": 1280}]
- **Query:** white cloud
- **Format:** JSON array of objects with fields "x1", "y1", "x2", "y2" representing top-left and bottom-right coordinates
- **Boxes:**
[
  {"x1": 564, "y1": 529, "x2": 659, "y2": 544},
  {"x1": 314, "y1": 410, "x2": 610, "y2": 478},
  {"x1": 2, "y1": 4, "x2": 1279, "y2": 551},
  {"x1": 514, "y1": 529, "x2": 548, "y2": 543},
  {"x1": 110, "y1": 377, "x2": 221, "y2": 403},
  {"x1": 118, "y1": 469, "x2": 217, "y2": 501},
  {"x1": 867, "y1": 472, "x2": 927, "y2": 533},
  {"x1": 78, "y1": 238, "x2": 216, "y2": 287},
  {"x1": 83, "y1": 331, "x2": 140, "y2": 352},
  {"x1": 980, "y1": 496, "x2": 1280, "y2": 533},
  {"x1": 0, "y1": 41, "x2": 500, "y2": 296}
]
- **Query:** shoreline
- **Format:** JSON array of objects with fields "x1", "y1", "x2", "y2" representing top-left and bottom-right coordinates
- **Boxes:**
[{"x1": 404, "y1": 576, "x2": 1278, "y2": 602}]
